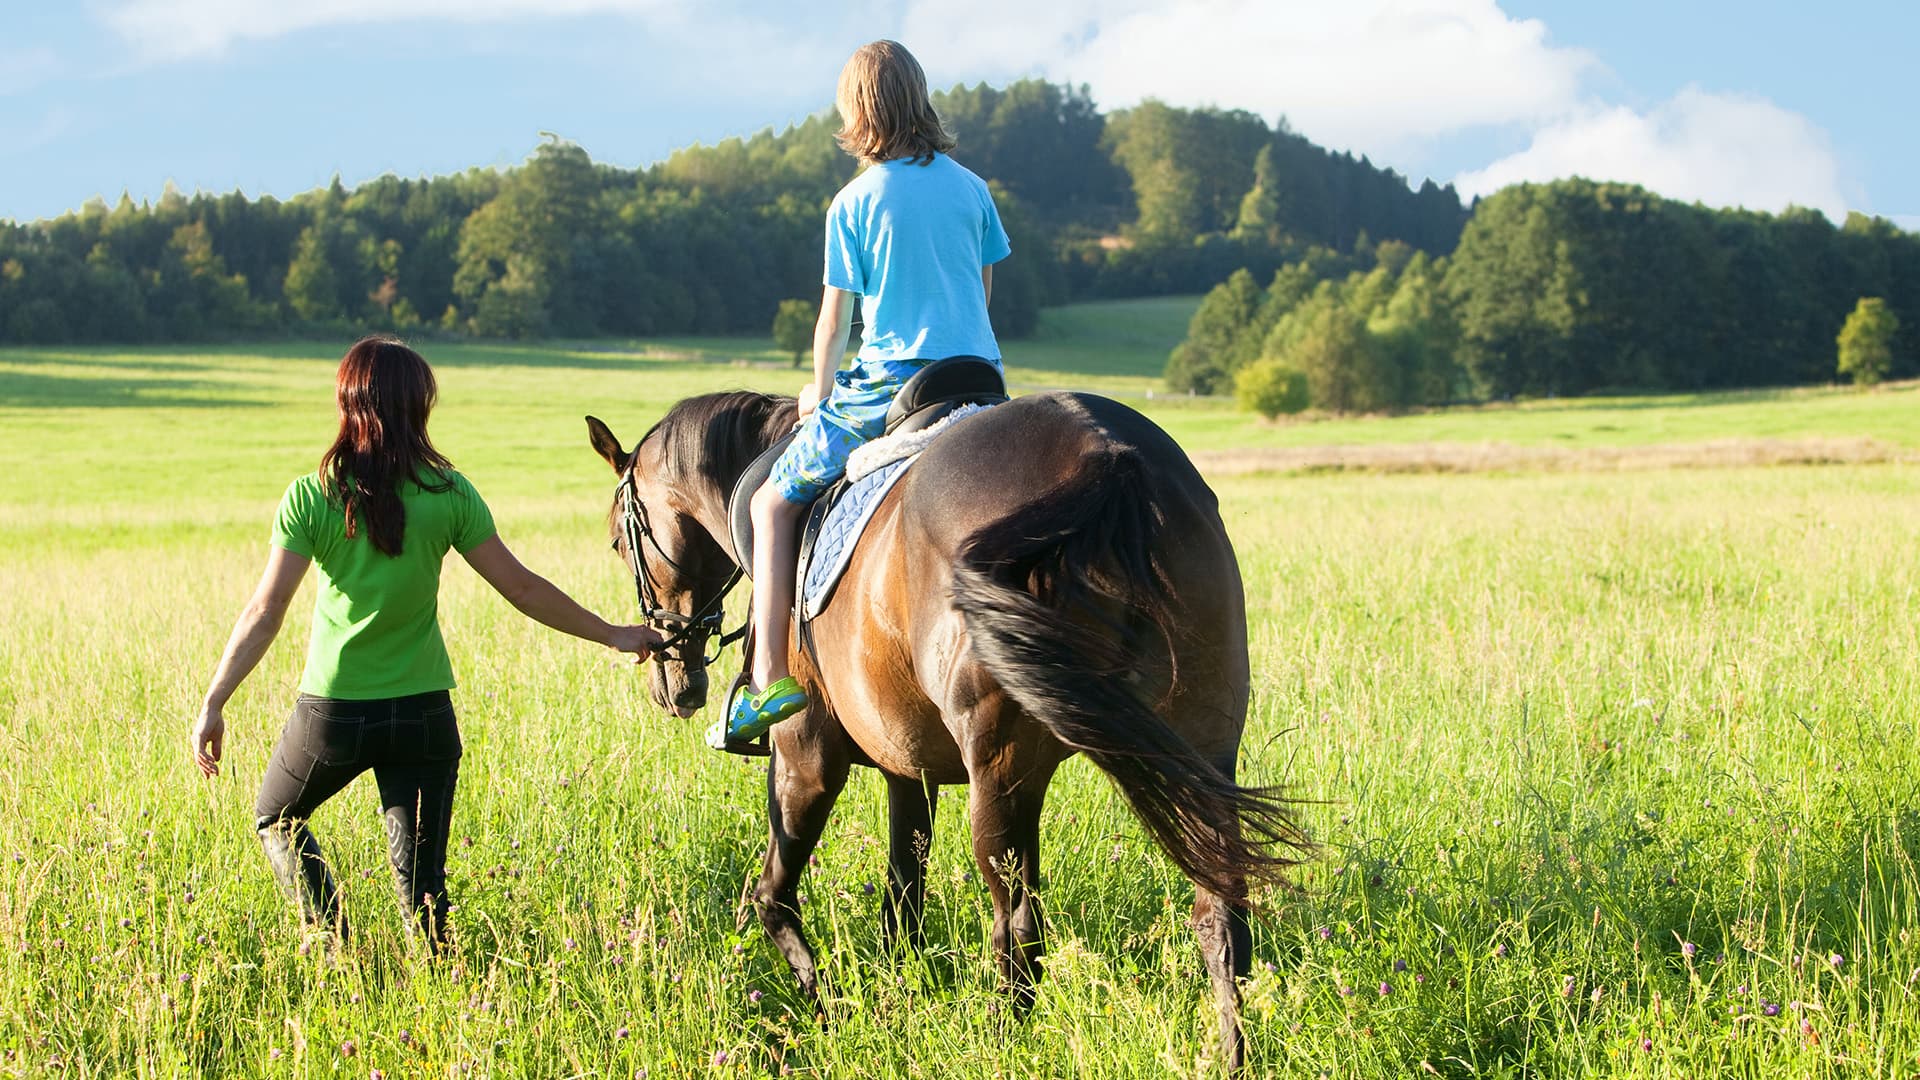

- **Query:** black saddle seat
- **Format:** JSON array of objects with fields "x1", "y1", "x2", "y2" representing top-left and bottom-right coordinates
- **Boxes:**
[
  {"x1": 883, "y1": 356, "x2": 1008, "y2": 435},
  {"x1": 728, "y1": 357, "x2": 1008, "y2": 573}
]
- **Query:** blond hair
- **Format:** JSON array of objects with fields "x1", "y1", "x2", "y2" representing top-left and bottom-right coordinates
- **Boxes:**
[{"x1": 834, "y1": 41, "x2": 956, "y2": 166}]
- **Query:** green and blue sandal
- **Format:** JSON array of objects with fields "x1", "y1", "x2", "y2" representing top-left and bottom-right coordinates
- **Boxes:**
[{"x1": 706, "y1": 676, "x2": 808, "y2": 752}]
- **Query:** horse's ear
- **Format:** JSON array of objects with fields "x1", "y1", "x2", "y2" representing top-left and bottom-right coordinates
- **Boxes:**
[{"x1": 585, "y1": 415, "x2": 630, "y2": 473}]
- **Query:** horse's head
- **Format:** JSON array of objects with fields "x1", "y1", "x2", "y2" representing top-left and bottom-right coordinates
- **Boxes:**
[{"x1": 586, "y1": 413, "x2": 740, "y2": 718}]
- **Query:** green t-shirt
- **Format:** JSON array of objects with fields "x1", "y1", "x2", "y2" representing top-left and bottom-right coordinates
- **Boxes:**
[{"x1": 271, "y1": 469, "x2": 497, "y2": 700}]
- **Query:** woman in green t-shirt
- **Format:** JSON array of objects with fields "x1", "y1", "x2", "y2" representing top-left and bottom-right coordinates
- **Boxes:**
[{"x1": 189, "y1": 337, "x2": 659, "y2": 948}]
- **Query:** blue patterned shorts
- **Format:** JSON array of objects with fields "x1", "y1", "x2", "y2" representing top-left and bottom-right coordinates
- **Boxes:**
[{"x1": 769, "y1": 358, "x2": 924, "y2": 504}]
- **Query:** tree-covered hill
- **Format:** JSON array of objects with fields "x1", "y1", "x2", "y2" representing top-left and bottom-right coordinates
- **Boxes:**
[
  {"x1": 0, "y1": 81, "x2": 1467, "y2": 345},
  {"x1": 1173, "y1": 179, "x2": 1920, "y2": 407}
]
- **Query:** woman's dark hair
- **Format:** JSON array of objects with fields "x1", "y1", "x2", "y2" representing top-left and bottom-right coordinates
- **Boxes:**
[{"x1": 320, "y1": 336, "x2": 455, "y2": 557}]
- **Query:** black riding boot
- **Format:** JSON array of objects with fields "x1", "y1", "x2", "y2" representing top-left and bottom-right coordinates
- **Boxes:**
[
  {"x1": 382, "y1": 804, "x2": 452, "y2": 951},
  {"x1": 257, "y1": 818, "x2": 348, "y2": 940}
]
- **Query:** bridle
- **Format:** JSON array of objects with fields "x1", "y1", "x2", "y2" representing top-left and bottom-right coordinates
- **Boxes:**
[{"x1": 615, "y1": 466, "x2": 746, "y2": 665}]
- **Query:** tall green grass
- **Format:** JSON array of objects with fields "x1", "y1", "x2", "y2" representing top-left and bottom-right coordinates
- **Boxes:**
[{"x1": 3, "y1": 322, "x2": 1917, "y2": 1076}]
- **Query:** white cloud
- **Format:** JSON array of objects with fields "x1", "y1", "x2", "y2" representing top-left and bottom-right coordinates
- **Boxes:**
[
  {"x1": 0, "y1": 47, "x2": 62, "y2": 95},
  {"x1": 1452, "y1": 87, "x2": 1850, "y2": 220},
  {"x1": 902, "y1": 0, "x2": 1597, "y2": 151},
  {"x1": 97, "y1": 0, "x2": 685, "y2": 61}
]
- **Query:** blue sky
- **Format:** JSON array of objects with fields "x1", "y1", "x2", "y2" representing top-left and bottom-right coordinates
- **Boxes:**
[{"x1": 1, "y1": 1, "x2": 1914, "y2": 230}]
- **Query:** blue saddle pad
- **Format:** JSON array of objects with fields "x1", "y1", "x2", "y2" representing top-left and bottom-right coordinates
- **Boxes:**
[{"x1": 798, "y1": 455, "x2": 917, "y2": 622}]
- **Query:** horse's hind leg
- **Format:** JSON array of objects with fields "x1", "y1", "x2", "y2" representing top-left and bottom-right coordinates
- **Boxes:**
[
  {"x1": 966, "y1": 753, "x2": 1058, "y2": 1014},
  {"x1": 753, "y1": 718, "x2": 850, "y2": 1003},
  {"x1": 882, "y1": 774, "x2": 937, "y2": 955},
  {"x1": 1193, "y1": 878, "x2": 1251, "y2": 1071},
  {"x1": 1192, "y1": 756, "x2": 1253, "y2": 1072}
]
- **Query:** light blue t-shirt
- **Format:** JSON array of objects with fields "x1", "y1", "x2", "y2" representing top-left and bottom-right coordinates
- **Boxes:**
[{"x1": 823, "y1": 152, "x2": 1011, "y2": 365}]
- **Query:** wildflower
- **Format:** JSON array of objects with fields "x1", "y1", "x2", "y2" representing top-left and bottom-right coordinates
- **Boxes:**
[
  {"x1": 1378, "y1": 982, "x2": 1392, "y2": 997},
  {"x1": 1762, "y1": 1001, "x2": 1780, "y2": 1017},
  {"x1": 713, "y1": 1050, "x2": 729, "y2": 1066},
  {"x1": 119, "y1": 918, "x2": 134, "y2": 930},
  {"x1": 371, "y1": 1070, "x2": 386, "y2": 1080},
  {"x1": 1829, "y1": 952, "x2": 1844, "y2": 969},
  {"x1": 1561, "y1": 976, "x2": 1576, "y2": 997},
  {"x1": 1262, "y1": 961, "x2": 1278, "y2": 973},
  {"x1": 1493, "y1": 943, "x2": 1508, "y2": 958},
  {"x1": 341, "y1": 1040, "x2": 357, "y2": 1058},
  {"x1": 749, "y1": 990, "x2": 763, "y2": 1003},
  {"x1": 1414, "y1": 973, "x2": 1427, "y2": 985},
  {"x1": 270, "y1": 1048, "x2": 281, "y2": 1060},
  {"x1": 1316, "y1": 926, "x2": 1332, "y2": 941},
  {"x1": 1339, "y1": 985, "x2": 1355, "y2": 997},
  {"x1": 1393, "y1": 959, "x2": 1408, "y2": 972},
  {"x1": 1680, "y1": 941, "x2": 1696, "y2": 959},
  {"x1": 1735, "y1": 983, "x2": 1748, "y2": 996},
  {"x1": 1639, "y1": 1038, "x2": 1652, "y2": 1052},
  {"x1": 862, "y1": 882, "x2": 875, "y2": 896},
  {"x1": 616, "y1": 1027, "x2": 629, "y2": 1040}
]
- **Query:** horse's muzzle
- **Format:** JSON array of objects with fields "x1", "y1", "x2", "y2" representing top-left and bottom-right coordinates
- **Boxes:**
[{"x1": 650, "y1": 660, "x2": 708, "y2": 720}]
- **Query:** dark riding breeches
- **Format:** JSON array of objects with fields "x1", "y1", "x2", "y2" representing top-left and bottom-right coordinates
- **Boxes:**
[{"x1": 254, "y1": 690, "x2": 463, "y2": 945}]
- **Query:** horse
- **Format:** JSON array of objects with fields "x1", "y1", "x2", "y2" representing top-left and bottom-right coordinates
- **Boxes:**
[{"x1": 586, "y1": 389, "x2": 1307, "y2": 1068}]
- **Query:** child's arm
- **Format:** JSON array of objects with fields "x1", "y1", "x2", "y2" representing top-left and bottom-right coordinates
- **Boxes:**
[
  {"x1": 982, "y1": 265, "x2": 993, "y2": 307},
  {"x1": 803, "y1": 287, "x2": 856, "y2": 416}
]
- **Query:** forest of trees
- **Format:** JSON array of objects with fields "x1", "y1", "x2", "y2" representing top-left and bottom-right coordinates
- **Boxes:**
[
  {"x1": 1175, "y1": 179, "x2": 1920, "y2": 410},
  {"x1": 0, "y1": 80, "x2": 1467, "y2": 347}
]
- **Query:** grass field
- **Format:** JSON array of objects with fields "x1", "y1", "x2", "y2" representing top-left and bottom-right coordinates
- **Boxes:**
[{"x1": 4, "y1": 308, "x2": 1920, "y2": 1077}]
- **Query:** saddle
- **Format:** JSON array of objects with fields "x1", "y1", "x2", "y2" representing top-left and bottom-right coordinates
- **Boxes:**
[{"x1": 725, "y1": 356, "x2": 1008, "y2": 582}]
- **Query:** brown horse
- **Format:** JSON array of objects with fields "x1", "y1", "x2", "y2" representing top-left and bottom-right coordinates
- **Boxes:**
[{"x1": 587, "y1": 389, "x2": 1306, "y2": 1068}]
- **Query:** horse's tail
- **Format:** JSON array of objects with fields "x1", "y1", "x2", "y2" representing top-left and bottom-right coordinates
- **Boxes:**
[{"x1": 950, "y1": 444, "x2": 1309, "y2": 898}]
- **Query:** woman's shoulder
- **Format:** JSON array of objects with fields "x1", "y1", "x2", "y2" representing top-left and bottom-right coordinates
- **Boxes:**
[
  {"x1": 281, "y1": 471, "x2": 327, "y2": 503},
  {"x1": 412, "y1": 467, "x2": 481, "y2": 498}
]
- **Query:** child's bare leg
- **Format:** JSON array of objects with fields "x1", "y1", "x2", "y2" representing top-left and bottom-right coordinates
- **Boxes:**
[{"x1": 749, "y1": 479, "x2": 808, "y2": 690}]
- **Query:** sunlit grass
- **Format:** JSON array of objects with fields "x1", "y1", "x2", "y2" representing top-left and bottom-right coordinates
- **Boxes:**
[{"x1": 3, "y1": 311, "x2": 1918, "y2": 1076}]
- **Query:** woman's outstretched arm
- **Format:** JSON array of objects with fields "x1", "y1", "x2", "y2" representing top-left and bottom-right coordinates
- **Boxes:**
[
  {"x1": 191, "y1": 546, "x2": 310, "y2": 777},
  {"x1": 461, "y1": 535, "x2": 660, "y2": 656}
]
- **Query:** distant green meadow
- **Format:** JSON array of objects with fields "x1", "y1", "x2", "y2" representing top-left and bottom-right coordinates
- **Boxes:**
[{"x1": 4, "y1": 303, "x2": 1920, "y2": 1077}]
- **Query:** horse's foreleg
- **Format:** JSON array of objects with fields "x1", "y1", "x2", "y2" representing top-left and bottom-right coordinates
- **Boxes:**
[
  {"x1": 754, "y1": 721, "x2": 849, "y2": 1003},
  {"x1": 966, "y1": 765, "x2": 1052, "y2": 1015},
  {"x1": 882, "y1": 774, "x2": 937, "y2": 955}
]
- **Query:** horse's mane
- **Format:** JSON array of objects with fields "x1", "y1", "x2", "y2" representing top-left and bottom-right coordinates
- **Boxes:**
[{"x1": 639, "y1": 390, "x2": 798, "y2": 495}]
